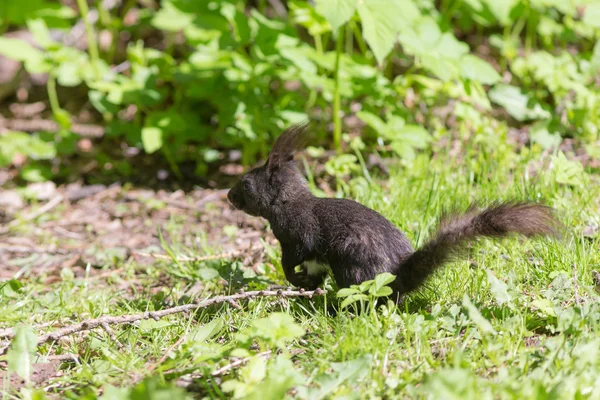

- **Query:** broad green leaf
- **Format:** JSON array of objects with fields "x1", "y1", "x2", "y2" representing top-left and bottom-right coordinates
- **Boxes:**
[
  {"x1": 0, "y1": 37, "x2": 44, "y2": 63},
  {"x1": 485, "y1": 270, "x2": 512, "y2": 305},
  {"x1": 356, "y1": 111, "x2": 387, "y2": 134},
  {"x1": 423, "y1": 368, "x2": 482, "y2": 399},
  {"x1": 531, "y1": 298, "x2": 557, "y2": 317},
  {"x1": 191, "y1": 318, "x2": 223, "y2": 344},
  {"x1": 372, "y1": 272, "x2": 396, "y2": 292},
  {"x1": 251, "y1": 313, "x2": 305, "y2": 347},
  {"x1": 530, "y1": 121, "x2": 562, "y2": 150},
  {"x1": 27, "y1": 18, "x2": 53, "y2": 48},
  {"x1": 141, "y1": 127, "x2": 163, "y2": 154},
  {"x1": 398, "y1": 125, "x2": 431, "y2": 148},
  {"x1": 460, "y1": 55, "x2": 501, "y2": 84},
  {"x1": 357, "y1": 0, "x2": 404, "y2": 64},
  {"x1": 299, "y1": 355, "x2": 372, "y2": 400},
  {"x1": 20, "y1": 164, "x2": 52, "y2": 182},
  {"x1": 483, "y1": 0, "x2": 519, "y2": 25},
  {"x1": 53, "y1": 109, "x2": 72, "y2": 131},
  {"x1": 340, "y1": 293, "x2": 368, "y2": 309},
  {"x1": 462, "y1": 295, "x2": 496, "y2": 335},
  {"x1": 373, "y1": 286, "x2": 393, "y2": 297},
  {"x1": 7, "y1": 325, "x2": 38, "y2": 381},
  {"x1": 151, "y1": 2, "x2": 194, "y2": 31},
  {"x1": 583, "y1": 3, "x2": 600, "y2": 28},
  {"x1": 337, "y1": 287, "x2": 361, "y2": 297},
  {"x1": 315, "y1": 0, "x2": 357, "y2": 31},
  {"x1": 488, "y1": 84, "x2": 550, "y2": 121},
  {"x1": 551, "y1": 151, "x2": 585, "y2": 187}
]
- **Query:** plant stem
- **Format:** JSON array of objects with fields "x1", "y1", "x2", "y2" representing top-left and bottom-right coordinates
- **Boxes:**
[
  {"x1": 76, "y1": 0, "x2": 101, "y2": 79},
  {"x1": 47, "y1": 75, "x2": 60, "y2": 117},
  {"x1": 333, "y1": 27, "x2": 344, "y2": 152}
]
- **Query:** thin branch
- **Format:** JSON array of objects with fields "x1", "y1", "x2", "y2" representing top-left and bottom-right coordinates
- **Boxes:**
[
  {"x1": 0, "y1": 289, "x2": 325, "y2": 355},
  {"x1": 135, "y1": 243, "x2": 264, "y2": 263},
  {"x1": 100, "y1": 322, "x2": 125, "y2": 350},
  {"x1": 212, "y1": 350, "x2": 272, "y2": 377},
  {"x1": 0, "y1": 118, "x2": 104, "y2": 137}
]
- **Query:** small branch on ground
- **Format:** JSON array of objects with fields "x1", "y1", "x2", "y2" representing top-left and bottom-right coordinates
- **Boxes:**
[
  {"x1": 0, "y1": 117, "x2": 104, "y2": 137},
  {"x1": 0, "y1": 195, "x2": 64, "y2": 235},
  {"x1": 212, "y1": 350, "x2": 272, "y2": 377},
  {"x1": 0, "y1": 288, "x2": 325, "y2": 355},
  {"x1": 135, "y1": 243, "x2": 264, "y2": 263}
]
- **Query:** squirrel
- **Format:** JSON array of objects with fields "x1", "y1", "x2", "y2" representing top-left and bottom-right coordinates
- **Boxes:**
[{"x1": 227, "y1": 123, "x2": 560, "y2": 301}]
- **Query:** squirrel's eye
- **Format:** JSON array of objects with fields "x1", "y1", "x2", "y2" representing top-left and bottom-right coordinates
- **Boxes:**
[{"x1": 242, "y1": 180, "x2": 252, "y2": 190}]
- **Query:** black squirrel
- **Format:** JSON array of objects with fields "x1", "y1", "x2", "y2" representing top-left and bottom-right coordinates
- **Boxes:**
[{"x1": 227, "y1": 123, "x2": 560, "y2": 300}]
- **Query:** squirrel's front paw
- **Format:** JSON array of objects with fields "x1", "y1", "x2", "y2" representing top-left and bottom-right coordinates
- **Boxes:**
[{"x1": 287, "y1": 272, "x2": 321, "y2": 290}]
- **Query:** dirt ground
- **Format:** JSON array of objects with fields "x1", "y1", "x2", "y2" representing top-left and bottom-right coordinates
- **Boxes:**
[{"x1": 0, "y1": 182, "x2": 271, "y2": 281}]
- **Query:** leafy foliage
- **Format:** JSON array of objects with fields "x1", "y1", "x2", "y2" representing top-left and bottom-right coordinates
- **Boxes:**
[{"x1": 3, "y1": 0, "x2": 598, "y2": 181}]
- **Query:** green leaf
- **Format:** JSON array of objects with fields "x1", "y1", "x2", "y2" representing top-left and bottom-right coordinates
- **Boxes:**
[
  {"x1": 583, "y1": 3, "x2": 600, "y2": 28},
  {"x1": 357, "y1": 111, "x2": 387, "y2": 134},
  {"x1": 20, "y1": 164, "x2": 52, "y2": 182},
  {"x1": 340, "y1": 293, "x2": 368, "y2": 309},
  {"x1": 251, "y1": 313, "x2": 305, "y2": 348},
  {"x1": 53, "y1": 109, "x2": 72, "y2": 131},
  {"x1": 141, "y1": 127, "x2": 163, "y2": 154},
  {"x1": 299, "y1": 355, "x2": 372, "y2": 400},
  {"x1": 551, "y1": 151, "x2": 586, "y2": 187},
  {"x1": 337, "y1": 287, "x2": 360, "y2": 297},
  {"x1": 488, "y1": 84, "x2": 550, "y2": 121},
  {"x1": 7, "y1": 325, "x2": 38, "y2": 382},
  {"x1": 151, "y1": 2, "x2": 194, "y2": 32},
  {"x1": 357, "y1": 0, "x2": 404, "y2": 64},
  {"x1": 530, "y1": 121, "x2": 562, "y2": 150},
  {"x1": 191, "y1": 318, "x2": 223, "y2": 344},
  {"x1": 315, "y1": 0, "x2": 357, "y2": 31},
  {"x1": 397, "y1": 125, "x2": 431, "y2": 148},
  {"x1": 372, "y1": 272, "x2": 396, "y2": 292},
  {"x1": 485, "y1": 270, "x2": 512, "y2": 305},
  {"x1": 462, "y1": 295, "x2": 496, "y2": 335},
  {"x1": 0, "y1": 37, "x2": 44, "y2": 63},
  {"x1": 373, "y1": 286, "x2": 393, "y2": 297},
  {"x1": 27, "y1": 18, "x2": 53, "y2": 48},
  {"x1": 460, "y1": 55, "x2": 501, "y2": 85}
]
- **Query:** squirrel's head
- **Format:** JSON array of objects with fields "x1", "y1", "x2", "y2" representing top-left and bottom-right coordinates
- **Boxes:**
[{"x1": 228, "y1": 123, "x2": 310, "y2": 218}]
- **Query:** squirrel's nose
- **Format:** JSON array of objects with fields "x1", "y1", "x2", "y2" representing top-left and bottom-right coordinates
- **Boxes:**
[{"x1": 227, "y1": 185, "x2": 243, "y2": 209}]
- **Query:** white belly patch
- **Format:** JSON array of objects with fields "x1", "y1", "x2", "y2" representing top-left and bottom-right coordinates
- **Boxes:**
[{"x1": 304, "y1": 260, "x2": 330, "y2": 276}]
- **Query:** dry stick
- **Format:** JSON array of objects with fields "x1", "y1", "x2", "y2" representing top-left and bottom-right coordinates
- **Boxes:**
[
  {"x1": 135, "y1": 244, "x2": 264, "y2": 263},
  {"x1": 0, "y1": 289, "x2": 325, "y2": 356},
  {"x1": 100, "y1": 322, "x2": 125, "y2": 350},
  {"x1": 0, "y1": 118, "x2": 104, "y2": 137},
  {"x1": 0, "y1": 195, "x2": 65, "y2": 235},
  {"x1": 211, "y1": 350, "x2": 272, "y2": 377}
]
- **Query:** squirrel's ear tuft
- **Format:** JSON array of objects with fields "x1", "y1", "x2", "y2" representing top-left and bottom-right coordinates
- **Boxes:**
[{"x1": 267, "y1": 121, "x2": 311, "y2": 172}]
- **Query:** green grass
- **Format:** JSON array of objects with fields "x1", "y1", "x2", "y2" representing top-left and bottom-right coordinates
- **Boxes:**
[{"x1": 1, "y1": 143, "x2": 600, "y2": 400}]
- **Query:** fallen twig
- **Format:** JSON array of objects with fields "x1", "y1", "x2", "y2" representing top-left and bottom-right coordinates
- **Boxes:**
[
  {"x1": 0, "y1": 288, "x2": 325, "y2": 355},
  {"x1": 135, "y1": 243, "x2": 264, "y2": 263},
  {"x1": 0, "y1": 195, "x2": 64, "y2": 235},
  {"x1": 0, "y1": 117, "x2": 104, "y2": 137},
  {"x1": 212, "y1": 350, "x2": 272, "y2": 376}
]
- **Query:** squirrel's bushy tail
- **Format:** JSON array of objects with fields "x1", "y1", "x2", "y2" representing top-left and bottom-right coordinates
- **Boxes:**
[{"x1": 393, "y1": 202, "x2": 560, "y2": 296}]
